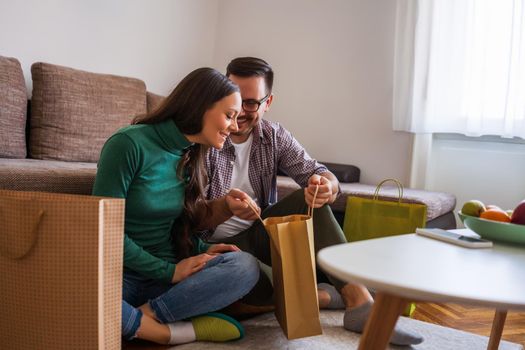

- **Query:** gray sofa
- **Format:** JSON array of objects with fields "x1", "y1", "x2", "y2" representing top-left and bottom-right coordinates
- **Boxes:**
[{"x1": 0, "y1": 56, "x2": 456, "y2": 229}]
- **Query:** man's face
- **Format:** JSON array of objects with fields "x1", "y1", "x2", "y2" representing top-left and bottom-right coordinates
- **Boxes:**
[{"x1": 228, "y1": 74, "x2": 272, "y2": 142}]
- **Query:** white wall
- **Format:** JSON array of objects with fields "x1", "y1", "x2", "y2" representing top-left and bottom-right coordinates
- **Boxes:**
[
  {"x1": 426, "y1": 136, "x2": 525, "y2": 218},
  {"x1": 0, "y1": 0, "x2": 219, "y2": 95},
  {"x1": 213, "y1": 0, "x2": 413, "y2": 185},
  {"x1": 0, "y1": 0, "x2": 414, "y2": 185}
]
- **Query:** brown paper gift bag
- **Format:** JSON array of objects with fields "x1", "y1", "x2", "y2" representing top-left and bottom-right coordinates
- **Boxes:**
[
  {"x1": 263, "y1": 214, "x2": 323, "y2": 339},
  {"x1": 0, "y1": 190, "x2": 125, "y2": 350},
  {"x1": 247, "y1": 188, "x2": 323, "y2": 339}
]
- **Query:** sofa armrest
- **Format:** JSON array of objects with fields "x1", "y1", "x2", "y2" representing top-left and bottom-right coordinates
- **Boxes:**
[
  {"x1": 322, "y1": 162, "x2": 360, "y2": 183},
  {"x1": 277, "y1": 162, "x2": 360, "y2": 183}
]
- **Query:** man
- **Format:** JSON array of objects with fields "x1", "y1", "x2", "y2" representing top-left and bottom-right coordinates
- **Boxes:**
[{"x1": 204, "y1": 57, "x2": 422, "y2": 346}]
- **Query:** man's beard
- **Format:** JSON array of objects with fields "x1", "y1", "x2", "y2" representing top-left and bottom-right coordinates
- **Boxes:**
[{"x1": 232, "y1": 114, "x2": 258, "y2": 136}]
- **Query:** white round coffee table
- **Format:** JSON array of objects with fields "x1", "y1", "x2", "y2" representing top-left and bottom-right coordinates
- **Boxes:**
[{"x1": 317, "y1": 233, "x2": 525, "y2": 350}]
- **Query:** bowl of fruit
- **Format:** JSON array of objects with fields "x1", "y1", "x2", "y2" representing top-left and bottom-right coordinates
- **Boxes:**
[{"x1": 458, "y1": 200, "x2": 525, "y2": 245}]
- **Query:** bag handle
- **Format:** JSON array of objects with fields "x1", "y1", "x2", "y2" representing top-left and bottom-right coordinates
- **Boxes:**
[
  {"x1": 373, "y1": 178, "x2": 404, "y2": 204},
  {"x1": 243, "y1": 184, "x2": 319, "y2": 223},
  {"x1": 307, "y1": 184, "x2": 320, "y2": 218},
  {"x1": 244, "y1": 198, "x2": 265, "y2": 226},
  {"x1": 0, "y1": 199, "x2": 45, "y2": 260}
]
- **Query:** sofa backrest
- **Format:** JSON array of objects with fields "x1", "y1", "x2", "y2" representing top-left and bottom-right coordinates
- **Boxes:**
[
  {"x1": 146, "y1": 91, "x2": 165, "y2": 114},
  {"x1": 29, "y1": 62, "x2": 148, "y2": 163},
  {"x1": 0, "y1": 56, "x2": 27, "y2": 159}
]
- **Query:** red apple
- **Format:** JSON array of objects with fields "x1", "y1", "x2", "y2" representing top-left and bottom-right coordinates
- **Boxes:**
[{"x1": 510, "y1": 200, "x2": 525, "y2": 225}]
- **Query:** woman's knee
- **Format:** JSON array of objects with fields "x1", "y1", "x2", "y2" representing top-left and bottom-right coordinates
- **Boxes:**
[{"x1": 224, "y1": 251, "x2": 260, "y2": 288}]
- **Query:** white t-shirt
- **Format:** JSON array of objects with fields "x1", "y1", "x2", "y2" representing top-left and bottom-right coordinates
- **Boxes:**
[{"x1": 210, "y1": 134, "x2": 256, "y2": 241}]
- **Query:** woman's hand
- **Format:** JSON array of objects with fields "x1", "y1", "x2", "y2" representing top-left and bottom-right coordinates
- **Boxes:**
[
  {"x1": 305, "y1": 174, "x2": 333, "y2": 208},
  {"x1": 207, "y1": 243, "x2": 240, "y2": 254},
  {"x1": 225, "y1": 188, "x2": 261, "y2": 220},
  {"x1": 172, "y1": 253, "x2": 215, "y2": 283}
]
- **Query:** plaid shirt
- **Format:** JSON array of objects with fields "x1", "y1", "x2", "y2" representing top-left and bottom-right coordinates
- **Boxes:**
[{"x1": 203, "y1": 119, "x2": 327, "y2": 238}]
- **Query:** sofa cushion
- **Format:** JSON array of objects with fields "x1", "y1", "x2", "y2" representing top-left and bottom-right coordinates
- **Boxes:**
[
  {"x1": 30, "y1": 62, "x2": 147, "y2": 162},
  {"x1": 0, "y1": 56, "x2": 27, "y2": 158}
]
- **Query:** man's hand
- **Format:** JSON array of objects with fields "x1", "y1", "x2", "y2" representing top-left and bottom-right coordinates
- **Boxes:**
[
  {"x1": 206, "y1": 243, "x2": 241, "y2": 254},
  {"x1": 172, "y1": 253, "x2": 216, "y2": 283},
  {"x1": 225, "y1": 188, "x2": 261, "y2": 220},
  {"x1": 305, "y1": 174, "x2": 333, "y2": 208}
]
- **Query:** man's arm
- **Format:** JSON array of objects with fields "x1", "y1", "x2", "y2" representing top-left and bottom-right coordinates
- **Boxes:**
[
  {"x1": 272, "y1": 123, "x2": 326, "y2": 183},
  {"x1": 272, "y1": 123, "x2": 338, "y2": 206}
]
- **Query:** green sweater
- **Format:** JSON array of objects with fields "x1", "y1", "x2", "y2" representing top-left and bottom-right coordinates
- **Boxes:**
[{"x1": 92, "y1": 119, "x2": 211, "y2": 283}]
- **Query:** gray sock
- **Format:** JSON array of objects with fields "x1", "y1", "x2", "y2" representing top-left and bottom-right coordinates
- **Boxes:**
[
  {"x1": 343, "y1": 301, "x2": 423, "y2": 346},
  {"x1": 317, "y1": 283, "x2": 345, "y2": 309}
]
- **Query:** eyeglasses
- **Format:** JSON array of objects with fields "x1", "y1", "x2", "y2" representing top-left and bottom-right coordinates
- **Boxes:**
[{"x1": 241, "y1": 94, "x2": 270, "y2": 112}]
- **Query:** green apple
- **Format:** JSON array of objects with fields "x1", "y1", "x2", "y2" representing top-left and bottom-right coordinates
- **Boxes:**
[{"x1": 461, "y1": 200, "x2": 486, "y2": 217}]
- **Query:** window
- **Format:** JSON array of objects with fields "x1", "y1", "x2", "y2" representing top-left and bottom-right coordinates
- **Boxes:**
[{"x1": 393, "y1": 0, "x2": 525, "y2": 139}]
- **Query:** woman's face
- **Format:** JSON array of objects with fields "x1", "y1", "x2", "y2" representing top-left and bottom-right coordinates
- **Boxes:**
[{"x1": 199, "y1": 92, "x2": 241, "y2": 149}]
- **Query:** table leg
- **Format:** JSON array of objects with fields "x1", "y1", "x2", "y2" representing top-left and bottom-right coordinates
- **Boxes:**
[
  {"x1": 358, "y1": 292, "x2": 409, "y2": 350},
  {"x1": 487, "y1": 309, "x2": 507, "y2": 350}
]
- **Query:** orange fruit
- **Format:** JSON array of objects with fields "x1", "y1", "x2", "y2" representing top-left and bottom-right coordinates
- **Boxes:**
[{"x1": 479, "y1": 209, "x2": 511, "y2": 223}]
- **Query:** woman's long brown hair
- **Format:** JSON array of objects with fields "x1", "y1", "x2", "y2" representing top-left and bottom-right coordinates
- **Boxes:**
[{"x1": 133, "y1": 68, "x2": 239, "y2": 258}]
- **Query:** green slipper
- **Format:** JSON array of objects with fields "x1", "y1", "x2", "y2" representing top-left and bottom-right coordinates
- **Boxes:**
[{"x1": 191, "y1": 312, "x2": 245, "y2": 342}]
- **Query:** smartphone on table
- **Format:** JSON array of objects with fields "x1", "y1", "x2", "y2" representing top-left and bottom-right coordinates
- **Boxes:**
[{"x1": 415, "y1": 228, "x2": 493, "y2": 248}]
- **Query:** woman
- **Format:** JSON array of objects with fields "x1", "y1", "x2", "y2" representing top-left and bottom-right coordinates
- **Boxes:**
[{"x1": 92, "y1": 68, "x2": 260, "y2": 345}]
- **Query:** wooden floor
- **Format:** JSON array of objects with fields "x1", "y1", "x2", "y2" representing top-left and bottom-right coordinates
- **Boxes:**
[{"x1": 412, "y1": 302, "x2": 525, "y2": 346}]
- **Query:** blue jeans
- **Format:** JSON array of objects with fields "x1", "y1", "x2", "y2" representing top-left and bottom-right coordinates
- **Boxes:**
[{"x1": 121, "y1": 251, "x2": 259, "y2": 340}]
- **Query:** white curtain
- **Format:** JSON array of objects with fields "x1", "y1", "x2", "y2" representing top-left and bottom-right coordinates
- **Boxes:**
[{"x1": 393, "y1": 0, "x2": 525, "y2": 139}]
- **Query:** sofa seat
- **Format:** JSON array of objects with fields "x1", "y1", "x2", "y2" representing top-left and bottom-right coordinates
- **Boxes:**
[
  {"x1": 0, "y1": 158, "x2": 97, "y2": 195},
  {"x1": 276, "y1": 175, "x2": 456, "y2": 223},
  {"x1": 0, "y1": 159, "x2": 457, "y2": 227}
]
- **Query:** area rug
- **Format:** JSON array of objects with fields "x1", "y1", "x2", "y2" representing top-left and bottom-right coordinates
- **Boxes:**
[{"x1": 170, "y1": 311, "x2": 523, "y2": 350}]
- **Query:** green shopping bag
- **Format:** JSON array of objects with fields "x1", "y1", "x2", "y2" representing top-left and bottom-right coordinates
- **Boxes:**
[
  {"x1": 343, "y1": 178, "x2": 427, "y2": 242},
  {"x1": 342, "y1": 179, "x2": 426, "y2": 317}
]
